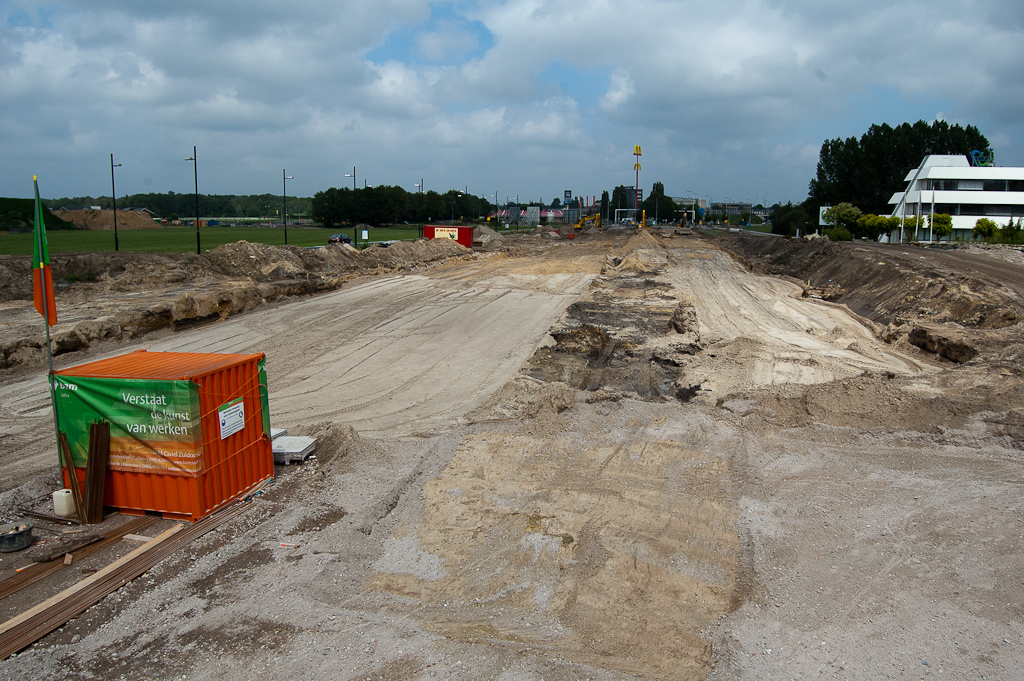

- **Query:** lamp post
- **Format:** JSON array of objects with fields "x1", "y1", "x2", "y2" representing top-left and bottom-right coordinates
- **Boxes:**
[
  {"x1": 450, "y1": 193, "x2": 462, "y2": 223},
  {"x1": 344, "y1": 167, "x2": 357, "y2": 241},
  {"x1": 185, "y1": 146, "x2": 200, "y2": 254},
  {"x1": 282, "y1": 169, "x2": 293, "y2": 245},
  {"x1": 686, "y1": 191, "x2": 698, "y2": 225},
  {"x1": 110, "y1": 154, "x2": 122, "y2": 252}
]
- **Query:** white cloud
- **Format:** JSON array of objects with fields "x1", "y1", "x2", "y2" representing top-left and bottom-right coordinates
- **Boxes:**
[
  {"x1": 600, "y1": 69, "x2": 635, "y2": 112},
  {"x1": 1, "y1": 0, "x2": 1022, "y2": 204}
]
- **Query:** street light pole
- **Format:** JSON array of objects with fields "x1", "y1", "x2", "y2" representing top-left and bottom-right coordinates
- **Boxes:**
[
  {"x1": 185, "y1": 146, "x2": 199, "y2": 254},
  {"x1": 451, "y1": 193, "x2": 462, "y2": 222},
  {"x1": 344, "y1": 167, "x2": 358, "y2": 243},
  {"x1": 282, "y1": 169, "x2": 293, "y2": 245},
  {"x1": 110, "y1": 154, "x2": 122, "y2": 252}
]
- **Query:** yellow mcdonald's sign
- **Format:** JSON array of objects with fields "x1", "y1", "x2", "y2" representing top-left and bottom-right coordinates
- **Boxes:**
[{"x1": 634, "y1": 145, "x2": 642, "y2": 156}]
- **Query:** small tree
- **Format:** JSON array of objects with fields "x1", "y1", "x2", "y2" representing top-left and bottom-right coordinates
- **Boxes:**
[
  {"x1": 973, "y1": 217, "x2": 999, "y2": 240},
  {"x1": 929, "y1": 213, "x2": 953, "y2": 240},
  {"x1": 1003, "y1": 218, "x2": 1022, "y2": 243},
  {"x1": 884, "y1": 216, "x2": 901, "y2": 238},
  {"x1": 901, "y1": 215, "x2": 924, "y2": 240},
  {"x1": 822, "y1": 202, "x2": 862, "y2": 232}
]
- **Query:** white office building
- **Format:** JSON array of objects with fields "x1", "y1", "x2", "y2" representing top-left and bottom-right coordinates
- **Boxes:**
[{"x1": 887, "y1": 154, "x2": 1024, "y2": 242}]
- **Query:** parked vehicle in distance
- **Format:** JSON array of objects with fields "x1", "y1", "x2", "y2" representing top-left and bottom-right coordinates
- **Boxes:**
[{"x1": 328, "y1": 233, "x2": 353, "y2": 244}]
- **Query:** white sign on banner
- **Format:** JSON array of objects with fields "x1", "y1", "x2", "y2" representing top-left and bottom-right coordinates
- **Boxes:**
[{"x1": 218, "y1": 397, "x2": 245, "y2": 439}]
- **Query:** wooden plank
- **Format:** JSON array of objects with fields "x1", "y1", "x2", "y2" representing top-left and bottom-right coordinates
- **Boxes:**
[
  {"x1": 84, "y1": 421, "x2": 110, "y2": 525},
  {"x1": 0, "y1": 524, "x2": 182, "y2": 638},
  {"x1": 0, "y1": 516, "x2": 158, "y2": 602},
  {"x1": 57, "y1": 433, "x2": 86, "y2": 526}
]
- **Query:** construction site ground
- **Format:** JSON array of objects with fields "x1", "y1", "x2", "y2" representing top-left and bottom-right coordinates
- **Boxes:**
[{"x1": 0, "y1": 227, "x2": 1022, "y2": 680}]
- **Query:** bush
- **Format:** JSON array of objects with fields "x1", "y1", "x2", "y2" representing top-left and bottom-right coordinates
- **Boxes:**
[
  {"x1": 989, "y1": 218, "x2": 1024, "y2": 244},
  {"x1": 974, "y1": 218, "x2": 999, "y2": 239},
  {"x1": 824, "y1": 226, "x2": 853, "y2": 241}
]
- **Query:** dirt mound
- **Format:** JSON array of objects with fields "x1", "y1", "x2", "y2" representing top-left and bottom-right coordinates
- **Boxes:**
[
  {"x1": 718, "y1": 235, "x2": 1024, "y2": 362},
  {"x1": 473, "y1": 224, "x2": 505, "y2": 247},
  {"x1": 55, "y1": 209, "x2": 160, "y2": 230},
  {"x1": 0, "y1": 251, "x2": 212, "y2": 302},
  {"x1": 0, "y1": 238, "x2": 477, "y2": 373},
  {"x1": 357, "y1": 238, "x2": 468, "y2": 268},
  {"x1": 284, "y1": 421, "x2": 382, "y2": 470},
  {"x1": 618, "y1": 229, "x2": 665, "y2": 253},
  {"x1": 608, "y1": 253, "x2": 657, "y2": 273},
  {"x1": 202, "y1": 240, "x2": 367, "y2": 279},
  {"x1": 0, "y1": 239, "x2": 469, "y2": 305},
  {"x1": 467, "y1": 375, "x2": 577, "y2": 421}
]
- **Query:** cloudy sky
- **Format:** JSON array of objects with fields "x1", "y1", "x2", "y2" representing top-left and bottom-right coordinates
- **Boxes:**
[{"x1": 2, "y1": 0, "x2": 1022, "y2": 207}]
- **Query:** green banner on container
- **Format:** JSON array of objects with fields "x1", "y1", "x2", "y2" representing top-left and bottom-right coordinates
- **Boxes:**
[
  {"x1": 53, "y1": 375, "x2": 204, "y2": 476},
  {"x1": 258, "y1": 357, "x2": 271, "y2": 437}
]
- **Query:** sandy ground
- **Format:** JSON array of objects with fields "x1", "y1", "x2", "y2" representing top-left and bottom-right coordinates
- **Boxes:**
[{"x1": 0, "y1": 230, "x2": 1022, "y2": 680}]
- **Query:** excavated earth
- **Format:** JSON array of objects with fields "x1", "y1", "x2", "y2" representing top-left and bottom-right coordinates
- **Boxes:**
[{"x1": 0, "y1": 229, "x2": 1022, "y2": 681}]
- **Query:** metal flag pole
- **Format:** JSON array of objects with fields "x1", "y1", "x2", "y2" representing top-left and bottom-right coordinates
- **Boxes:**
[{"x1": 33, "y1": 176, "x2": 70, "y2": 503}]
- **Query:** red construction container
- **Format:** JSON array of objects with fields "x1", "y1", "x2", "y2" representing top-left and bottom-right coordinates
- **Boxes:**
[
  {"x1": 53, "y1": 350, "x2": 273, "y2": 522},
  {"x1": 424, "y1": 225, "x2": 474, "y2": 248}
]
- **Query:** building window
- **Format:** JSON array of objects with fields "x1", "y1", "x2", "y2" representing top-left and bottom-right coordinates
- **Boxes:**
[
  {"x1": 986, "y1": 205, "x2": 1013, "y2": 216},
  {"x1": 959, "y1": 180, "x2": 983, "y2": 191},
  {"x1": 983, "y1": 180, "x2": 1008, "y2": 192},
  {"x1": 1009, "y1": 180, "x2": 1024, "y2": 192},
  {"x1": 960, "y1": 204, "x2": 986, "y2": 215},
  {"x1": 930, "y1": 179, "x2": 958, "y2": 190}
]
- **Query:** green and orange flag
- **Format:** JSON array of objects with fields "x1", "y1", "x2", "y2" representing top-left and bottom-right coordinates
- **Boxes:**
[{"x1": 32, "y1": 176, "x2": 57, "y2": 326}]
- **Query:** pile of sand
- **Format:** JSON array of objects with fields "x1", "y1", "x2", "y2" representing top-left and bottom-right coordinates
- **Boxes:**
[
  {"x1": 618, "y1": 228, "x2": 665, "y2": 253},
  {"x1": 473, "y1": 224, "x2": 505, "y2": 249},
  {"x1": 358, "y1": 238, "x2": 468, "y2": 268},
  {"x1": 55, "y1": 209, "x2": 160, "y2": 230}
]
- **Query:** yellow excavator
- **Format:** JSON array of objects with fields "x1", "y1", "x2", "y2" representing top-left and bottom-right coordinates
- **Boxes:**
[{"x1": 574, "y1": 213, "x2": 602, "y2": 231}]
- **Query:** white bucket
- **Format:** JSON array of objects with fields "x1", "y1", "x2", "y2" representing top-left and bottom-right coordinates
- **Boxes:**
[{"x1": 53, "y1": 488, "x2": 76, "y2": 517}]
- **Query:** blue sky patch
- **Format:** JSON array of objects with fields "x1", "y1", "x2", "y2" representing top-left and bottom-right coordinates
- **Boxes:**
[
  {"x1": 538, "y1": 62, "x2": 610, "y2": 107},
  {"x1": 367, "y1": 2, "x2": 494, "y2": 65},
  {"x1": 5, "y1": 6, "x2": 55, "y2": 29}
]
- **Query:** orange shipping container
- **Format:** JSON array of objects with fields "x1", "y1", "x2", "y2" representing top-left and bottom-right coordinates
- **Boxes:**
[{"x1": 53, "y1": 350, "x2": 274, "y2": 521}]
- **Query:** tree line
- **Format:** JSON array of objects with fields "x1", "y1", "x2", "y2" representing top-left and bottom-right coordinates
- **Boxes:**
[
  {"x1": 311, "y1": 186, "x2": 491, "y2": 228},
  {"x1": 44, "y1": 192, "x2": 313, "y2": 220}
]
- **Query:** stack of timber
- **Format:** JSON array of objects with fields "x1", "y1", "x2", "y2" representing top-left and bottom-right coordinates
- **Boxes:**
[{"x1": 0, "y1": 500, "x2": 252, "y2": 659}]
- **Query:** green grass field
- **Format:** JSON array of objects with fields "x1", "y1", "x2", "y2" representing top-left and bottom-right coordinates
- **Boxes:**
[{"x1": 0, "y1": 225, "x2": 430, "y2": 256}]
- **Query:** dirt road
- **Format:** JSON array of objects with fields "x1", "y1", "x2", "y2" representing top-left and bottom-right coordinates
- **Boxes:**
[{"x1": 0, "y1": 230, "x2": 1022, "y2": 680}]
